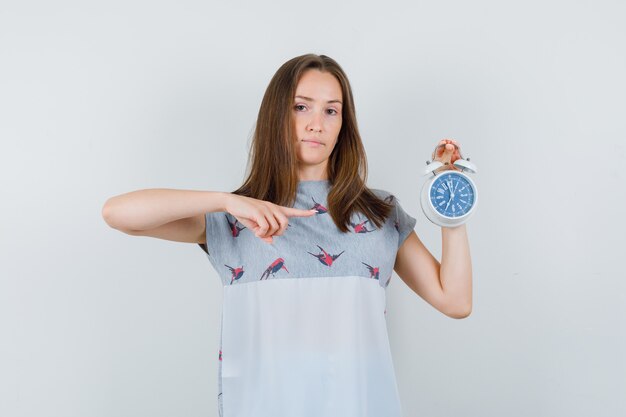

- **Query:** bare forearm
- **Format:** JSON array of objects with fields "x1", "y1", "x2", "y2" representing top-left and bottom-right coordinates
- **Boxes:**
[
  {"x1": 440, "y1": 224, "x2": 473, "y2": 315},
  {"x1": 102, "y1": 188, "x2": 229, "y2": 231}
]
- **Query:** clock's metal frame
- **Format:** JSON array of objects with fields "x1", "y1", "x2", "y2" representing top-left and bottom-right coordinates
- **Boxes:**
[
  {"x1": 421, "y1": 170, "x2": 478, "y2": 227},
  {"x1": 421, "y1": 143, "x2": 479, "y2": 228}
]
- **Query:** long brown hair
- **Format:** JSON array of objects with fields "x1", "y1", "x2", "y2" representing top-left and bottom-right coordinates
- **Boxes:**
[{"x1": 231, "y1": 53, "x2": 393, "y2": 233}]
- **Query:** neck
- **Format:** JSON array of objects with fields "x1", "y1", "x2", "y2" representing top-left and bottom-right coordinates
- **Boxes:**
[{"x1": 297, "y1": 165, "x2": 328, "y2": 182}]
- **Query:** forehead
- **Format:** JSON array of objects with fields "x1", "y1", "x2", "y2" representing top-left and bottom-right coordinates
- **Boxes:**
[{"x1": 295, "y1": 70, "x2": 342, "y2": 102}]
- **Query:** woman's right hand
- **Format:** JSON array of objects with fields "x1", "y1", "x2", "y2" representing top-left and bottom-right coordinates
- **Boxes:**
[{"x1": 224, "y1": 194, "x2": 318, "y2": 244}]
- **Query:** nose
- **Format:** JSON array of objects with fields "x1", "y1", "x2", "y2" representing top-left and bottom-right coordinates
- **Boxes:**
[{"x1": 307, "y1": 110, "x2": 323, "y2": 133}]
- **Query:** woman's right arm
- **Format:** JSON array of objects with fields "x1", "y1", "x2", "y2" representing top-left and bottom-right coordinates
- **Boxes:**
[{"x1": 101, "y1": 188, "x2": 230, "y2": 244}]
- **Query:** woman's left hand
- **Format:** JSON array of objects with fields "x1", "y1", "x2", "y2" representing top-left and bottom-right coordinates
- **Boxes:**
[{"x1": 433, "y1": 138, "x2": 462, "y2": 171}]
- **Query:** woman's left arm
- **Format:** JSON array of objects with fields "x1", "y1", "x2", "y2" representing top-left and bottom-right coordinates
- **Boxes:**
[
  {"x1": 393, "y1": 226, "x2": 472, "y2": 319},
  {"x1": 440, "y1": 223, "x2": 472, "y2": 316},
  {"x1": 393, "y1": 138, "x2": 472, "y2": 319}
]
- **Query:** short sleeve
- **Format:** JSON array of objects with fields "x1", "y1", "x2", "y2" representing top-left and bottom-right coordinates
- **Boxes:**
[
  {"x1": 394, "y1": 197, "x2": 416, "y2": 249},
  {"x1": 197, "y1": 211, "x2": 230, "y2": 261},
  {"x1": 197, "y1": 212, "x2": 211, "y2": 255}
]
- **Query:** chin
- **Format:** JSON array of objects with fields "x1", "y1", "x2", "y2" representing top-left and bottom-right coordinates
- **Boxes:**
[{"x1": 296, "y1": 154, "x2": 328, "y2": 165}]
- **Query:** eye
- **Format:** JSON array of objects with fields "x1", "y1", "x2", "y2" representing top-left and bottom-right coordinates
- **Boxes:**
[
  {"x1": 327, "y1": 108, "x2": 338, "y2": 115},
  {"x1": 294, "y1": 104, "x2": 306, "y2": 111}
]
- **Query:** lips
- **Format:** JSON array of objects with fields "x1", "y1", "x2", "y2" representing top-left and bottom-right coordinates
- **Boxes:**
[{"x1": 302, "y1": 139, "x2": 324, "y2": 145}]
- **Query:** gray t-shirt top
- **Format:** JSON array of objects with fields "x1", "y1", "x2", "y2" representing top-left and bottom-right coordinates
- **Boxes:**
[{"x1": 198, "y1": 179, "x2": 417, "y2": 417}]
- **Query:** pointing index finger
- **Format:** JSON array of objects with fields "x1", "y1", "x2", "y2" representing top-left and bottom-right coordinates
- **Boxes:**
[{"x1": 281, "y1": 207, "x2": 318, "y2": 217}]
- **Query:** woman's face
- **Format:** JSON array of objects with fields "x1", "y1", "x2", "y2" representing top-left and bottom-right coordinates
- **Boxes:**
[{"x1": 292, "y1": 69, "x2": 343, "y2": 174}]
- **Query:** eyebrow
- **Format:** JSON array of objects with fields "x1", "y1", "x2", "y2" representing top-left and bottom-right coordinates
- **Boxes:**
[{"x1": 295, "y1": 95, "x2": 343, "y2": 105}]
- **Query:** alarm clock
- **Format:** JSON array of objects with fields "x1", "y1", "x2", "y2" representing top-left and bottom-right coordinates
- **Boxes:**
[{"x1": 420, "y1": 143, "x2": 478, "y2": 228}]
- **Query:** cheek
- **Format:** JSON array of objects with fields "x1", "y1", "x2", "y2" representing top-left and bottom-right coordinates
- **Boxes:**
[
  {"x1": 332, "y1": 118, "x2": 342, "y2": 135},
  {"x1": 293, "y1": 114, "x2": 307, "y2": 133}
]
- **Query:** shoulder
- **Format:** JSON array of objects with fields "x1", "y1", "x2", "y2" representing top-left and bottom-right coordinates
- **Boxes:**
[{"x1": 368, "y1": 187, "x2": 397, "y2": 203}]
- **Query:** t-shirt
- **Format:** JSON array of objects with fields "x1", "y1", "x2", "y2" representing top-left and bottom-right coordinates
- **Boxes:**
[{"x1": 197, "y1": 179, "x2": 416, "y2": 417}]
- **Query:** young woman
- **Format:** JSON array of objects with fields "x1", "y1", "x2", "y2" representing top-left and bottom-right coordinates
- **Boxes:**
[{"x1": 102, "y1": 53, "x2": 472, "y2": 417}]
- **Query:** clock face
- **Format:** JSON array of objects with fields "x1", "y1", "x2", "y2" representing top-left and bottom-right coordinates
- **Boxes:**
[{"x1": 429, "y1": 172, "x2": 475, "y2": 218}]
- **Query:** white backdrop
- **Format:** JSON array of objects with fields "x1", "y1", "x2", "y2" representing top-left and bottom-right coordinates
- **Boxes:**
[{"x1": 1, "y1": 1, "x2": 625, "y2": 416}]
